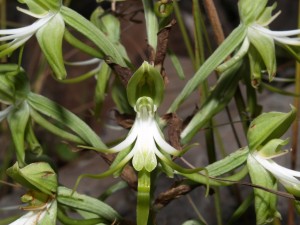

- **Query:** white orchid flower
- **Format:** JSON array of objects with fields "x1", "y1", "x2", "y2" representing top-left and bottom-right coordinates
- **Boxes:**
[
  {"x1": 9, "y1": 199, "x2": 57, "y2": 225},
  {"x1": 0, "y1": 8, "x2": 55, "y2": 57},
  {"x1": 109, "y1": 96, "x2": 180, "y2": 172},
  {"x1": 251, "y1": 151, "x2": 300, "y2": 195}
]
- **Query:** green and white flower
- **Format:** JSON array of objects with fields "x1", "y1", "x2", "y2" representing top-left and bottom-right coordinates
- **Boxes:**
[{"x1": 109, "y1": 96, "x2": 180, "y2": 172}]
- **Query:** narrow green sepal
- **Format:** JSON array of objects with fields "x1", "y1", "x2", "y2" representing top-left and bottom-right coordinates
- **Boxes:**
[
  {"x1": 7, "y1": 101, "x2": 30, "y2": 167},
  {"x1": 6, "y1": 162, "x2": 58, "y2": 195},
  {"x1": 19, "y1": 0, "x2": 61, "y2": 14},
  {"x1": 258, "y1": 138, "x2": 289, "y2": 159},
  {"x1": 127, "y1": 61, "x2": 164, "y2": 107},
  {"x1": 36, "y1": 13, "x2": 66, "y2": 79},
  {"x1": 247, "y1": 106, "x2": 296, "y2": 151}
]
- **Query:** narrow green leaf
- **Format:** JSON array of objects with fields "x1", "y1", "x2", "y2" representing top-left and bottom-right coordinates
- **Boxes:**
[
  {"x1": 261, "y1": 82, "x2": 300, "y2": 97},
  {"x1": 142, "y1": 0, "x2": 159, "y2": 50},
  {"x1": 205, "y1": 147, "x2": 249, "y2": 177},
  {"x1": 27, "y1": 93, "x2": 106, "y2": 149},
  {"x1": 168, "y1": 24, "x2": 247, "y2": 113},
  {"x1": 7, "y1": 101, "x2": 30, "y2": 167},
  {"x1": 168, "y1": 48, "x2": 185, "y2": 79},
  {"x1": 60, "y1": 6, "x2": 127, "y2": 67},
  {"x1": 36, "y1": 13, "x2": 66, "y2": 79},
  {"x1": 94, "y1": 62, "x2": 111, "y2": 117},
  {"x1": 57, "y1": 186, "x2": 121, "y2": 222},
  {"x1": 181, "y1": 60, "x2": 242, "y2": 143},
  {"x1": 63, "y1": 29, "x2": 104, "y2": 58},
  {"x1": 99, "y1": 181, "x2": 128, "y2": 201}
]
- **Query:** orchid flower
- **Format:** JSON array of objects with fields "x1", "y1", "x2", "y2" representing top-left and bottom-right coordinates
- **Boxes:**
[
  {"x1": 109, "y1": 96, "x2": 180, "y2": 172},
  {"x1": 0, "y1": 8, "x2": 56, "y2": 57}
]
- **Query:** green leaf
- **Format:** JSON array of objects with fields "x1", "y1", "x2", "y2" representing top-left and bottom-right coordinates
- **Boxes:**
[
  {"x1": 137, "y1": 170, "x2": 151, "y2": 225},
  {"x1": 247, "y1": 106, "x2": 296, "y2": 151},
  {"x1": 27, "y1": 93, "x2": 106, "y2": 149},
  {"x1": 142, "y1": 0, "x2": 159, "y2": 50},
  {"x1": 168, "y1": 24, "x2": 247, "y2": 113},
  {"x1": 6, "y1": 162, "x2": 57, "y2": 195},
  {"x1": 205, "y1": 147, "x2": 249, "y2": 177},
  {"x1": 247, "y1": 155, "x2": 281, "y2": 225},
  {"x1": 94, "y1": 62, "x2": 111, "y2": 117},
  {"x1": 127, "y1": 61, "x2": 164, "y2": 107},
  {"x1": 60, "y1": 6, "x2": 127, "y2": 67},
  {"x1": 248, "y1": 45, "x2": 264, "y2": 88},
  {"x1": 57, "y1": 186, "x2": 121, "y2": 223},
  {"x1": 7, "y1": 101, "x2": 30, "y2": 167},
  {"x1": 36, "y1": 13, "x2": 66, "y2": 79},
  {"x1": 181, "y1": 60, "x2": 242, "y2": 143}
]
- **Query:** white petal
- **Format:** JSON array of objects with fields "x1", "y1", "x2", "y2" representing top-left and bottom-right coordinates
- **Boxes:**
[
  {"x1": 253, "y1": 25, "x2": 300, "y2": 37},
  {"x1": 253, "y1": 154, "x2": 300, "y2": 185},
  {"x1": 273, "y1": 36, "x2": 300, "y2": 45},
  {"x1": 152, "y1": 123, "x2": 180, "y2": 156},
  {"x1": 108, "y1": 123, "x2": 138, "y2": 152},
  {"x1": 0, "y1": 13, "x2": 54, "y2": 37}
]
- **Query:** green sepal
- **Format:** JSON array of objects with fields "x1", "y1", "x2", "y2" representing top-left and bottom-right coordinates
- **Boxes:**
[
  {"x1": 25, "y1": 121, "x2": 43, "y2": 156},
  {"x1": 0, "y1": 67, "x2": 30, "y2": 104},
  {"x1": 127, "y1": 61, "x2": 164, "y2": 107},
  {"x1": 112, "y1": 77, "x2": 134, "y2": 114},
  {"x1": 258, "y1": 138, "x2": 289, "y2": 158},
  {"x1": 247, "y1": 27, "x2": 276, "y2": 80},
  {"x1": 7, "y1": 101, "x2": 30, "y2": 167},
  {"x1": 91, "y1": 7, "x2": 120, "y2": 43},
  {"x1": 247, "y1": 155, "x2": 281, "y2": 225},
  {"x1": 18, "y1": 0, "x2": 61, "y2": 14},
  {"x1": 247, "y1": 106, "x2": 296, "y2": 151},
  {"x1": 6, "y1": 161, "x2": 58, "y2": 195},
  {"x1": 57, "y1": 186, "x2": 121, "y2": 222},
  {"x1": 238, "y1": 0, "x2": 268, "y2": 25},
  {"x1": 256, "y1": 3, "x2": 278, "y2": 26},
  {"x1": 137, "y1": 170, "x2": 151, "y2": 225},
  {"x1": 36, "y1": 13, "x2": 66, "y2": 80},
  {"x1": 248, "y1": 45, "x2": 264, "y2": 88},
  {"x1": 110, "y1": 145, "x2": 132, "y2": 177}
]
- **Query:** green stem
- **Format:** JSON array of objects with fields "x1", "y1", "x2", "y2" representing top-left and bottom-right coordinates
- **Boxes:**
[
  {"x1": 137, "y1": 170, "x2": 151, "y2": 225},
  {"x1": 172, "y1": 0, "x2": 195, "y2": 65}
]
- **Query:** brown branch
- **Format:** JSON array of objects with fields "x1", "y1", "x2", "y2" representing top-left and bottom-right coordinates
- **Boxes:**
[{"x1": 203, "y1": 0, "x2": 225, "y2": 45}]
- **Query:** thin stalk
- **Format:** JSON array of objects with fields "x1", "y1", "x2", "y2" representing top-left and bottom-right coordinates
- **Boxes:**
[
  {"x1": 0, "y1": 0, "x2": 7, "y2": 63},
  {"x1": 172, "y1": 0, "x2": 195, "y2": 65},
  {"x1": 288, "y1": 2, "x2": 300, "y2": 225},
  {"x1": 186, "y1": 194, "x2": 208, "y2": 225}
]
